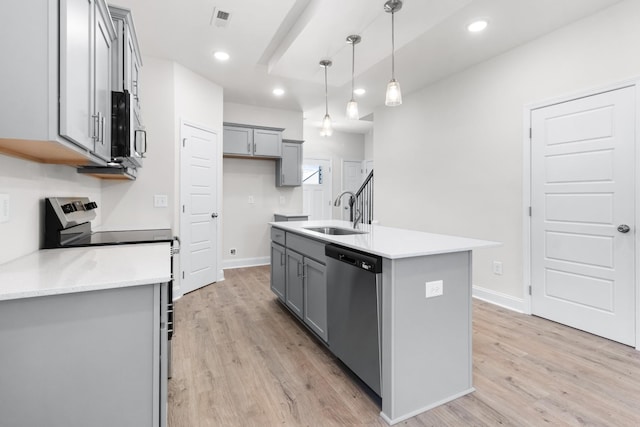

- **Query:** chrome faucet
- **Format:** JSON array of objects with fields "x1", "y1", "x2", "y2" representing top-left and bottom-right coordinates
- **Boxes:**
[{"x1": 333, "y1": 191, "x2": 362, "y2": 229}]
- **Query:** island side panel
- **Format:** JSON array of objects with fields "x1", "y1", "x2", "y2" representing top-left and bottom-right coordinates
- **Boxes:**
[
  {"x1": 0, "y1": 285, "x2": 158, "y2": 427},
  {"x1": 381, "y1": 251, "x2": 473, "y2": 424}
]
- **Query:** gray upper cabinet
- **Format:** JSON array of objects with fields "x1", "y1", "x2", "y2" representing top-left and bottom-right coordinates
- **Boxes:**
[
  {"x1": 223, "y1": 123, "x2": 283, "y2": 158},
  {"x1": 110, "y1": 6, "x2": 143, "y2": 106},
  {"x1": 276, "y1": 139, "x2": 303, "y2": 187},
  {"x1": 0, "y1": 0, "x2": 115, "y2": 166},
  {"x1": 59, "y1": 0, "x2": 115, "y2": 162}
]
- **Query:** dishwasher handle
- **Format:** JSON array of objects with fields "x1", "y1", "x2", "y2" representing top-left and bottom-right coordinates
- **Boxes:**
[{"x1": 325, "y1": 244, "x2": 382, "y2": 273}]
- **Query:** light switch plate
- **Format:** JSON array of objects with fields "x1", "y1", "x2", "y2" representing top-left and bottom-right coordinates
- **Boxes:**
[
  {"x1": 154, "y1": 194, "x2": 168, "y2": 208},
  {"x1": 0, "y1": 194, "x2": 8, "y2": 223}
]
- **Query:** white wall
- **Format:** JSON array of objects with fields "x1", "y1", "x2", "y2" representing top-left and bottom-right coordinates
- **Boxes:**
[
  {"x1": 304, "y1": 125, "x2": 365, "y2": 218},
  {"x1": 373, "y1": 0, "x2": 640, "y2": 307},
  {"x1": 0, "y1": 156, "x2": 101, "y2": 264},
  {"x1": 101, "y1": 56, "x2": 175, "y2": 231},
  {"x1": 222, "y1": 103, "x2": 303, "y2": 268},
  {"x1": 364, "y1": 129, "x2": 374, "y2": 161}
]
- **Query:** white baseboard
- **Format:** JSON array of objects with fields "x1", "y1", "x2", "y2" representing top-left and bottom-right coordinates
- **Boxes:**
[
  {"x1": 222, "y1": 256, "x2": 270, "y2": 270},
  {"x1": 472, "y1": 285, "x2": 525, "y2": 313}
]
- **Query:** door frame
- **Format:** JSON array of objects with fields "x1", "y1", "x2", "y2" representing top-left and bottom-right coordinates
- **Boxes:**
[
  {"x1": 178, "y1": 119, "x2": 223, "y2": 299},
  {"x1": 522, "y1": 79, "x2": 640, "y2": 349}
]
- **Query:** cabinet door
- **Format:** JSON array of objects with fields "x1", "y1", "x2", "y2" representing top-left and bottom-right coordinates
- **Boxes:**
[
  {"x1": 304, "y1": 258, "x2": 328, "y2": 341},
  {"x1": 131, "y1": 46, "x2": 141, "y2": 115},
  {"x1": 223, "y1": 126, "x2": 253, "y2": 156},
  {"x1": 277, "y1": 142, "x2": 302, "y2": 186},
  {"x1": 253, "y1": 129, "x2": 282, "y2": 157},
  {"x1": 59, "y1": 0, "x2": 94, "y2": 152},
  {"x1": 285, "y1": 249, "x2": 304, "y2": 318},
  {"x1": 270, "y1": 242, "x2": 286, "y2": 302},
  {"x1": 93, "y1": 6, "x2": 112, "y2": 161}
]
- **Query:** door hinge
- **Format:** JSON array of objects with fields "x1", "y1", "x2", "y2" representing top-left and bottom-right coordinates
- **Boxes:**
[
  {"x1": 182, "y1": 205, "x2": 185, "y2": 213},
  {"x1": 528, "y1": 206, "x2": 532, "y2": 217},
  {"x1": 182, "y1": 271, "x2": 185, "y2": 279},
  {"x1": 529, "y1": 128, "x2": 532, "y2": 139},
  {"x1": 528, "y1": 285, "x2": 532, "y2": 295},
  {"x1": 182, "y1": 138, "x2": 186, "y2": 147}
]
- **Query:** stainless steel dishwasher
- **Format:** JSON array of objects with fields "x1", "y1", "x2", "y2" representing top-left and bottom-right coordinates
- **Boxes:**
[{"x1": 325, "y1": 244, "x2": 383, "y2": 396}]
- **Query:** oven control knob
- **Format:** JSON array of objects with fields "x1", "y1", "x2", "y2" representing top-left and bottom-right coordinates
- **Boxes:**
[
  {"x1": 61, "y1": 203, "x2": 76, "y2": 214},
  {"x1": 84, "y1": 202, "x2": 98, "y2": 210}
]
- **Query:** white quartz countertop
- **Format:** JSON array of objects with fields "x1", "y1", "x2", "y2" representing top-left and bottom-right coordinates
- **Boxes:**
[
  {"x1": 0, "y1": 243, "x2": 172, "y2": 301},
  {"x1": 270, "y1": 220, "x2": 500, "y2": 259}
]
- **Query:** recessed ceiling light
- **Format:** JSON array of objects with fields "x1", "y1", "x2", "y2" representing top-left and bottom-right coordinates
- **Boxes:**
[
  {"x1": 213, "y1": 51, "x2": 230, "y2": 61},
  {"x1": 467, "y1": 20, "x2": 488, "y2": 33},
  {"x1": 272, "y1": 88, "x2": 285, "y2": 96},
  {"x1": 354, "y1": 88, "x2": 366, "y2": 96}
]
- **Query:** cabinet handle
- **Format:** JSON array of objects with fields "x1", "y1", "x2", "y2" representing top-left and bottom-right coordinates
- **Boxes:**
[
  {"x1": 100, "y1": 114, "x2": 105, "y2": 145},
  {"x1": 280, "y1": 253, "x2": 285, "y2": 266},
  {"x1": 302, "y1": 264, "x2": 307, "y2": 279},
  {"x1": 247, "y1": 142, "x2": 251, "y2": 153},
  {"x1": 297, "y1": 262, "x2": 302, "y2": 277},
  {"x1": 91, "y1": 114, "x2": 100, "y2": 141}
]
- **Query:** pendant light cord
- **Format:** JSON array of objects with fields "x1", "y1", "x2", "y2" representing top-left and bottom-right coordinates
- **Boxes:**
[
  {"x1": 391, "y1": 10, "x2": 395, "y2": 80},
  {"x1": 324, "y1": 65, "x2": 329, "y2": 115},
  {"x1": 351, "y1": 41, "x2": 356, "y2": 97}
]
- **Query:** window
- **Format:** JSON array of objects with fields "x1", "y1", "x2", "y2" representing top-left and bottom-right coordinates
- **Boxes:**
[{"x1": 302, "y1": 164, "x2": 323, "y2": 185}]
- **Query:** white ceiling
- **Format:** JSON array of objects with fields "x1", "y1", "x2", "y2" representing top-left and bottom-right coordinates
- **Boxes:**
[{"x1": 112, "y1": 0, "x2": 621, "y2": 134}]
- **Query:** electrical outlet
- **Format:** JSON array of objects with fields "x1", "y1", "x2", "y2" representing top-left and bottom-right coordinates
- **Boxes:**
[
  {"x1": 492, "y1": 261, "x2": 503, "y2": 275},
  {"x1": 230, "y1": 248, "x2": 237, "y2": 255},
  {"x1": 248, "y1": 195, "x2": 255, "y2": 204},
  {"x1": 154, "y1": 194, "x2": 168, "y2": 208},
  {"x1": 279, "y1": 196, "x2": 286, "y2": 205},
  {"x1": 425, "y1": 280, "x2": 443, "y2": 298},
  {"x1": 0, "y1": 194, "x2": 8, "y2": 223}
]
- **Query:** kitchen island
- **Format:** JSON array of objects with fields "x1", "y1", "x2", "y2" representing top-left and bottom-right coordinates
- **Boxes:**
[
  {"x1": 0, "y1": 243, "x2": 171, "y2": 427},
  {"x1": 269, "y1": 220, "x2": 499, "y2": 425}
]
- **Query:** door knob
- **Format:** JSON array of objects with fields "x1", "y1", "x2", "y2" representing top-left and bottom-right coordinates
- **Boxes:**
[
  {"x1": 211, "y1": 213, "x2": 218, "y2": 218},
  {"x1": 617, "y1": 224, "x2": 630, "y2": 233}
]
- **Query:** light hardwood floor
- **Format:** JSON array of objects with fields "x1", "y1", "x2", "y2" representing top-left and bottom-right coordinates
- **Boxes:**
[{"x1": 168, "y1": 266, "x2": 640, "y2": 426}]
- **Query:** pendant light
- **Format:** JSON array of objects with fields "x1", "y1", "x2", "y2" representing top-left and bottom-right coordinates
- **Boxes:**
[
  {"x1": 384, "y1": 0, "x2": 402, "y2": 106},
  {"x1": 319, "y1": 59, "x2": 333, "y2": 137},
  {"x1": 345, "y1": 35, "x2": 361, "y2": 120}
]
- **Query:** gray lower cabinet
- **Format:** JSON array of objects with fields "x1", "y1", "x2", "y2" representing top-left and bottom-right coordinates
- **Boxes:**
[
  {"x1": 276, "y1": 139, "x2": 303, "y2": 187},
  {"x1": 302, "y1": 257, "x2": 327, "y2": 341},
  {"x1": 0, "y1": 283, "x2": 167, "y2": 427},
  {"x1": 270, "y1": 242, "x2": 286, "y2": 302},
  {"x1": 285, "y1": 249, "x2": 304, "y2": 317},
  {"x1": 271, "y1": 228, "x2": 328, "y2": 343}
]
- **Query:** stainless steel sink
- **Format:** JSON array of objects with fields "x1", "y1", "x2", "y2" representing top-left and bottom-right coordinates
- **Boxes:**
[{"x1": 304, "y1": 226, "x2": 367, "y2": 236}]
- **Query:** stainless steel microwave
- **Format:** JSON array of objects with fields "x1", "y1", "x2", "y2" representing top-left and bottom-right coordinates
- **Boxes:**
[{"x1": 111, "y1": 90, "x2": 146, "y2": 168}]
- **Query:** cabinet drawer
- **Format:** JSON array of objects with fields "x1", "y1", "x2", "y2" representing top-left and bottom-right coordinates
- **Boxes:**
[
  {"x1": 271, "y1": 227, "x2": 286, "y2": 245},
  {"x1": 286, "y1": 232, "x2": 325, "y2": 264}
]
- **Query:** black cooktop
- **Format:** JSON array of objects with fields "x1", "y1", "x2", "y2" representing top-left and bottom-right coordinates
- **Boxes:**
[{"x1": 62, "y1": 228, "x2": 174, "y2": 247}]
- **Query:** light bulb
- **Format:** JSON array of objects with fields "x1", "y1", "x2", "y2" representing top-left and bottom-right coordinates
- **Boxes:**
[
  {"x1": 385, "y1": 79, "x2": 402, "y2": 106},
  {"x1": 321, "y1": 113, "x2": 333, "y2": 137},
  {"x1": 346, "y1": 100, "x2": 359, "y2": 120}
]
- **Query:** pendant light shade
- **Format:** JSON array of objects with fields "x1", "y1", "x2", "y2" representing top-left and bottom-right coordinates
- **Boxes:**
[
  {"x1": 384, "y1": 0, "x2": 403, "y2": 107},
  {"x1": 319, "y1": 59, "x2": 333, "y2": 137},
  {"x1": 346, "y1": 35, "x2": 361, "y2": 120}
]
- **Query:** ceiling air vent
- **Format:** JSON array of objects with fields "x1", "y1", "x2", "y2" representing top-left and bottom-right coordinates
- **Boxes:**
[{"x1": 210, "y1": 8, "x2": 231, "y2": 28}]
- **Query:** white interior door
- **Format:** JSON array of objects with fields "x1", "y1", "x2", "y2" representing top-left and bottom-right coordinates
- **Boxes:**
[
  {"x1": 531, "y1": 86, "x2": 636, "y2": 346},
  {"x1": 342, "y1": 160, "x2": 363, "y2": 220},
  {"x1": 180, "y1": 123, "x2": 218, "y2": 295},
  {"x1": 364, "y1": 160, "x2": 374, "y2": 176},
  {"x1": 303, "y1": 158, "x2": 332, "y2": 220}
]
